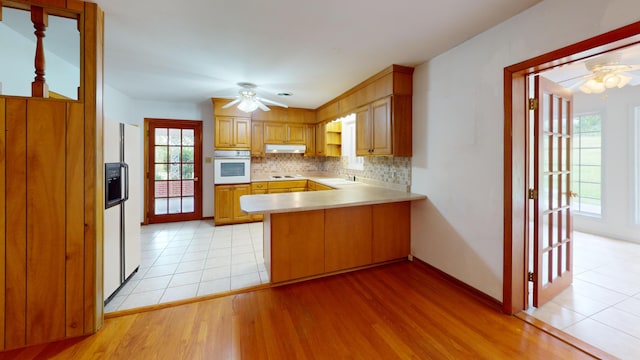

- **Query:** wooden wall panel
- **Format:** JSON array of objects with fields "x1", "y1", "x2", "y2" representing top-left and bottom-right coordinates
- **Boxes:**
[
  {"x1": 66, "y1": 102, "x2": 85, "y2": 336},
  {"x1": 0, "y1": 98, "x2": 6, "y2": 351},
  {"x1": 26, "y1": 99, "x2": 66, "y2": 345},
  {"x1": 5, "y1": 98, "x2": 27, "y2": 349}
]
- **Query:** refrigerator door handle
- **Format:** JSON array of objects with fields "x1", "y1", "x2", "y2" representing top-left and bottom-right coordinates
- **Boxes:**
[{"x1": 121, "y1": 162, "x2": 129, "y2": 202}]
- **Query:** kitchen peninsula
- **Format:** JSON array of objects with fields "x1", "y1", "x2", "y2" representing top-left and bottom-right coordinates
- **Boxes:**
[{"x1": 240, "y1": 177, "x2": 426, "y2": 283}]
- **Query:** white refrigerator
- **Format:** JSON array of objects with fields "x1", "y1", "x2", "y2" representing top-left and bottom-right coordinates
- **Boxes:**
[{"x1": 104, "y1": 119, "x2": 141, "y2": 302}]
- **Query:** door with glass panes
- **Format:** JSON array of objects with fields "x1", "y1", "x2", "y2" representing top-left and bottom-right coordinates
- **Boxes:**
[{"x1": 146, "y1": 119, "x2": 203, "y2": 223}]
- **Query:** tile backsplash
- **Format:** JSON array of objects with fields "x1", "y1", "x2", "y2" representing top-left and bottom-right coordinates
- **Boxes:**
[{"x1": 251, "y1": 154, "x2": 411, "y2": 186}]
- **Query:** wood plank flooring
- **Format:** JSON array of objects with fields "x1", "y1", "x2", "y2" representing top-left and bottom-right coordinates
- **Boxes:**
[{"x1": 0, "y1": 261, "x2": 602, "y2": 359}]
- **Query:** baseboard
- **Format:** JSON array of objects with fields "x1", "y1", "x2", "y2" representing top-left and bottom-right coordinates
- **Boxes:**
[{"x1": 411, "y1": 256, "x2": 503, "y2": 312}]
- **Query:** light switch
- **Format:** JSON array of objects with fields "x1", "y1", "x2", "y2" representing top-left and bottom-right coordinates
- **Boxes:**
[{"x1": 205, "y1": 156, "x2": 212, "y2": 164}]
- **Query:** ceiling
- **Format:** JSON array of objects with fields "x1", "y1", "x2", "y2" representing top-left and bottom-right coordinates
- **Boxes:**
[
  {"x1": 4, "y1": 0, "x2": 546, "y2": 108},
  {"x1": 97, "y1": 0, "x2": 544, "y2": 108}
]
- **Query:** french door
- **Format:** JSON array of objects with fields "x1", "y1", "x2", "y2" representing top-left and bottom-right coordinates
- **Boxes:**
[
  {"x1": 532, "y1": 76, "x2": 574, "y2": 307},
  {"x1": 145, "y1": 119, "x2": 202, "y2": 224}
]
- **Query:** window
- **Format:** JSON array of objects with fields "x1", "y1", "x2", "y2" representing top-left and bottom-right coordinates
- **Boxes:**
[
  {"x1": 340, "y1": 113, "x2": 364, "y2": 171},
  {"x1": 572, "y1": 113, "x2": 602, "y2": 216}
]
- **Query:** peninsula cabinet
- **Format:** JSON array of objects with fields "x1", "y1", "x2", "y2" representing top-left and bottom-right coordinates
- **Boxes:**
[
  {"x1": 270, "y1": 210, "x2": 326, "y2": 282},
  {"x1": 267, "y1": 201, "x2": 411, "y2": 283},
  {"x1": 214, "y1": 184, "x2": 252, "y2": 225},
  {"x1": 325, "y1": 206, "x2": 372, "y2": 272},
  {"x1": 215, "y1": 116, "x2": 251, "y2": 149},
  {"x1": 356, "y1": 95, "x2": 411, "y2": 156}
]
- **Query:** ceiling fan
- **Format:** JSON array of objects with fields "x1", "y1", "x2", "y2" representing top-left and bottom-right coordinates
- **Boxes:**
[
  {"x1": 569, "y1": 54, "x2": 640, "y2": 94},
  {"x1": 222, "y1": 82, "x2": 289, "y2": 113}
]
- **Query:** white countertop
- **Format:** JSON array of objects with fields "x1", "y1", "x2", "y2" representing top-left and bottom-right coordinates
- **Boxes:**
[{"x1": 239, "y1": 176, "x2": 426, "y2": 214}]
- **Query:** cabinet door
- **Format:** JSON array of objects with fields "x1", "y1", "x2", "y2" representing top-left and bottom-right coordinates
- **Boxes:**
[
  {"x1": 234, "y1": 118, "x2": 251, "y2": 148},
  {"x1": 372, "y1": 202, "x2": 410, "y2": 262},
  {"x1": 305, "y1": 124, "x2": 315, "y2": 156},
  {"x1": 271, "y1": 210, "x2": 325, "y2": 282},
  {"x1": 355, "y1": 105, "x2": 371, "y2": 156},
  {"x1": 232, "y1": 185, "x2": 251, "y2": 221},
  {"x1": 286, "y1": 123, "x2": 306, "y2": 144},
  {"x1": 264, "y1": 122, "x2": 285, "y2": 144},
  {"x1": 325, "y1": 206, "x2": 372, "y2": 272},
  {"x1": 215, "y1": 116, "x2": 235, "y2": 148},
  {"x1": 251, "y1": 122, "x2": 265, "y2": 156},
  {"x1": 371, "y1": 97, "x2": 392, "y2": 155},
  {"x1": 214, "y1": 185, "x2": 234, "y2": 224},
  {"x1": 315, "y1": 122, "x2": 325, "y2": 156}
]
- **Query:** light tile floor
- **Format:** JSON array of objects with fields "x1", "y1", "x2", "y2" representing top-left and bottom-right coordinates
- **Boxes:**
[
  {"x1": 526, "y1": 231, "x2": 640, "y2": 359},
  {"x1": 105, "y1": 220, "x2": 267, "y2": 313}
]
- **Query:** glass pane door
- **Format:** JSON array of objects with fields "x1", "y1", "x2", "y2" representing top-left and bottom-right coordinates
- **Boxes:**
[{"x1": 147, "y1": 119, "x2": 202, "y2": 223}]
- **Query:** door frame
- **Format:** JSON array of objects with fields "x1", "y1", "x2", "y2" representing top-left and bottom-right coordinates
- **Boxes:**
[
  {"x1": 144, "y1": 118, "x2": 203, "y2": 224},
  {"x1": 503, "y1": 21, "x2": 640, "y2": 314}
]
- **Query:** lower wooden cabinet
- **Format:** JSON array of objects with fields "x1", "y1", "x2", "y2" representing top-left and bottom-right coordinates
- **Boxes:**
[
  {"x1": 271, "y1": 210, "x2": 325, "y2": 282},
  {"x1": 325, "y1": 206, "x2": 372, "y2": 272},
  {"x1": 372, "y1": 202, "x2": 411, "y2": 262},
  {"x1": 268, "y1": 201, "x2": 411, "y2": 282},
  {"x1": 214, "y1": 184, "x2": 252, "y2": 225}
]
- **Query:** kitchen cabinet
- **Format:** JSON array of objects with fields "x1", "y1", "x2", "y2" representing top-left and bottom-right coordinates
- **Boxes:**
[
  {"x1": 325, "y1": 206, "x2": 372, "y2": 272},
  {"x1": 372, "y1": 202, "x2": 410, "y2": 262},
  {"x1": 356, "y1": 95, "x2": 411, "y2": 156},
  {"x1": 251, "y1": 122, "x2": 265, "y2": 156},
  {"x1": 305, "y1": 124, "x2": 316, "y2": 156},
  {"x1": 215, "y1": 116, "x2": 251, "y2": 149},
  {"x1": 270, "y1": 210, "x2": 325, "y2": 282},
  {"x1": 307, "y1": 180, "x2": 333, "y2": 191},
  {"x1": 266, "y1": 201, "x2": 411, "y2": 283},
  {"x1": 324, "y1": 120, "x2": 342, "y2": 157},
  {"x1": 263, "y1": 122, "x2": 306, "y2": 144},
  {"x1": 315, "y1": 122, "x2": 325, "y2": 156},
  {"x1": 268, "y1": 180, "x2": 308, "y2": 193},
  {"x1": 250, "y1": 182, "x2": 268, "y2": 221},
  {"x1": 214, "y1": 184, "x2": 252, "y2": 225}
]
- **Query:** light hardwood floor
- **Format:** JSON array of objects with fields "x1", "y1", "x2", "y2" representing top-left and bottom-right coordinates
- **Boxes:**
[{"x1": 0, "y1": 261, "x2": 605, "y2": 359}]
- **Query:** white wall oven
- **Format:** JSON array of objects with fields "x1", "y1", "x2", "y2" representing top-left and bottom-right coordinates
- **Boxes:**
[{"x1": 214, "y1": 150, "x2": 251, "y2": 184}]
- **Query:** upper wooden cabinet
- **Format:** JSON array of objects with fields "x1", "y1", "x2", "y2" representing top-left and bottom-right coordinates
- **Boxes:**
[
  {"x1": 251, "y1": 122, "x2": 265, "y2": 156},
  {"x1": 263, "y1": 122, "x2": 306, "y2": 144},
  {"x1": 305, "y1": 124, "x2": 316, "y2": 156},
  {"x1": 317, "y1": 65, "x2": 414, "y2": 157},
  {"x1": 215, "y1": 116, "x2": 251, "y2": 149},
  {"x1": 356, "y1": 96, "x2": 394, "y2": 156}
]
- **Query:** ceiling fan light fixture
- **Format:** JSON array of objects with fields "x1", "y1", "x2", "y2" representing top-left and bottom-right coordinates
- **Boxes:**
[{"x1": 237, "y1": 98, "x2": 259, "y2": 112}]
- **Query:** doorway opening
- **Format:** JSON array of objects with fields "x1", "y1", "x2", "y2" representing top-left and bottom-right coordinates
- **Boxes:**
[{"x1": 503, "y1": 21, "x2": 640, "y2": 314}]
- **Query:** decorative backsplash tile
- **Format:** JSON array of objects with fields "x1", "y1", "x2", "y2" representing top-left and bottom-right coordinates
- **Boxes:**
[{"x1": 251, "y1": 154, "x2": 411, "y2": 187}]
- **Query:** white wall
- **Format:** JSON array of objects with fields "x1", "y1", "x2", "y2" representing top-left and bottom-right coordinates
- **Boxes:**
[
  {"x1": 410, "y1": 0, "x2": 640, "y2": 301},
  {"x1": 572, "y1": 86, "x2": 640, "y2": 242},
  {"x1": 129, "y1": 99, "x2": 215, "y2": 218}
]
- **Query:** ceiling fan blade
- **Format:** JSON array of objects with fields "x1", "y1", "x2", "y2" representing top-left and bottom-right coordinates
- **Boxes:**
[
  {"x1": 221, "y1": 98, "x2": 241, "y2": 109},
  {"x1": 255, "y1": 100, "x2": 271, "y2": 111},
  {"x1": 256, "y1": 96, "x2": 288, "y2": 108}
]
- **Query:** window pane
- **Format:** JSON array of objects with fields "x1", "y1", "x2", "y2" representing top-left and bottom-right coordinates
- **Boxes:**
[
  {"x1": 169, "y1": 129, "x2": 181, "y2": 145},
  {"x1": 182, "y1": 130, "x2": 195, "y2": 146},
  {"x1": 155, "y1": 128, "x2": 168, "y2": 145},
  {"x1": 155, "y1": 146, "x2": 168, "y2": 163},
  {"x1": 182, "y1": 146, "x2": 194, "y2": 163},
  {"x1": 155, "y1": 164, "x2": 168, "y2": 180},
  {"x1": 572, "y1": 113, "x2": 601, "y2": 216}
]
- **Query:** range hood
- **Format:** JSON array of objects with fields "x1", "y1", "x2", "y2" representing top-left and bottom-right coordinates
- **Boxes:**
[{"x1": 265, "y1": 144, "x2": 306, "y2": 153}]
